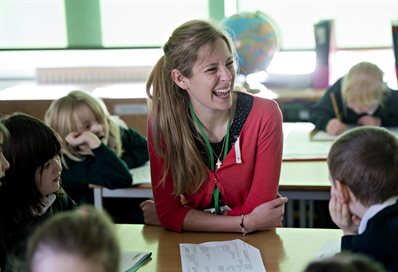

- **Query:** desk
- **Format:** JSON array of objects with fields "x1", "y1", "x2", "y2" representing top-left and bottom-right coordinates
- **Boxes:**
[
  {"x1": 93, "y1": 160, "x2": 330, "y2": 227},
  {"x1": 117, "y1": 224, "x2": 342, "y2": 272},
  {"x1": 92, "y1": 123, "x2": 331, "y2": 227}
]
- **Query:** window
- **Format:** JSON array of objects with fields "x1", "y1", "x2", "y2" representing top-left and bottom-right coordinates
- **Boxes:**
[
  {"x1": 0, "y1": 0, "x2": 66, "y2": 48},
  {"x1": 100, "y1": 0, "x2": 208, "y2": 47},
  {"x1": 238, "y1": 0, "x2": 397, "y2": 50}
]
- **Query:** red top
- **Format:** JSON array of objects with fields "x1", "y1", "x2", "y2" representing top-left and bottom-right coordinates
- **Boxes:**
[{"x1": 148, "y1": 96, "x2": 283, "y2": 232}]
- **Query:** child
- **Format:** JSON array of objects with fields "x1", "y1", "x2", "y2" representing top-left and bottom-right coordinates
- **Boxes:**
[
  {"x1": 0, "y1": 113, "x2": 76, "y2": 271},
  {"x1": 26, "y1": 205, "x2": 120, "y2": 272},
  {"x1": 0, "y1": 123, "x2": 10, "y2": 271},
  {"x1": 45, "y1": 90, "x2": 149, "y2": 223},
  {"x1": 304, "y1": 252, "x2": 385, "y2": 272},
  {"x1": 328, "y1": 126, "x2": 398, "y2": 271},
  {"x1": 0, "y1": 123, "x2": 10, "y2": 182},
  {"x1": 310, "y1": 62, "x2": 398, "y2": 135}
]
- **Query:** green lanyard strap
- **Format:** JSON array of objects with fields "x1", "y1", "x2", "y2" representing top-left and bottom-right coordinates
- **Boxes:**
[{"x1": 189, "y1": 101, "x2": 231, "y2": 214}]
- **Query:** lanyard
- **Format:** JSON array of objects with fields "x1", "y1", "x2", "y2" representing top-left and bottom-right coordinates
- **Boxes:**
[{"x1": 189, "y1": 102, "x2": 230, "y2": 214}]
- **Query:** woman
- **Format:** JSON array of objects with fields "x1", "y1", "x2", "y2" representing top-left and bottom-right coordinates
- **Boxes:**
[{"x1": 141, "y1": 19, "x2": 287, "y2": 233}]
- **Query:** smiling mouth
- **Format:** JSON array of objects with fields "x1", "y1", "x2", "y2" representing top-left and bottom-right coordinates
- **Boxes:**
[{"x1": 213, "y1": 88, "x2": 230, "y2": 98}]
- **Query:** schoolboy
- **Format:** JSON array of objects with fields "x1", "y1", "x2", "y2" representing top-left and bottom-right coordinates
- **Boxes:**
[{"x1": 328, "y1": 126, "x2": 398, "y2": 271}]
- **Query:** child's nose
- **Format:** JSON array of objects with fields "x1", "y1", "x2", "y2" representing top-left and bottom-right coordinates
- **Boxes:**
[
  {"x1": 91, "y1": 123, "x2": 102, "y2": 133},
  {"x1": 1, "y1": 154, "x2": 10, "y2": 172}
]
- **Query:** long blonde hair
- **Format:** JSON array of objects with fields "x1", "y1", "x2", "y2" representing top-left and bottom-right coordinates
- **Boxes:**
[
  {"x1": 45, "y1": 90, "x2": 122, "y2": 163},
  {"x1": 342, "y1": 62, "x2": 386, "y2": 106},
  {"x1": 146, "y1": 20, "x2": 237, "y2": 195}
]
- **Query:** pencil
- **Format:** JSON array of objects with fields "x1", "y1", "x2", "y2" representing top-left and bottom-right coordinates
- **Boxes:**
[{"x1": 330, "y1": 93, "x2": 341, "y2": 121}]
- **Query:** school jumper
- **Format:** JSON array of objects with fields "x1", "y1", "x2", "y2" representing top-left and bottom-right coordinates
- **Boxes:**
[
  {"x1": 0, "y1": 191, "x2": 76, "y2": 271},
  {"x1": 309, "y1": 77, "x2": 398, "y2": 131},
  {"x1": 148, "y1": 92, "x2": 283, "y2": 232},
  {"x1": 341, "y1": 199, "x2": 398, "y2": 271},
  {"x1": 61, "y1": 126, "x2": 149, "y2": 204}
]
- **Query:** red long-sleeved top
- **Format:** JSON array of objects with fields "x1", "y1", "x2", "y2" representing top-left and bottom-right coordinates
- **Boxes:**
[{"x1": 148, "y1": 96, "x2": 283, "y2": 232}]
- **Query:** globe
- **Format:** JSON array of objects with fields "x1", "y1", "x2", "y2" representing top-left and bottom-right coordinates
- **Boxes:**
[{"x1": 223, "y1": 11, "x2": 280, "y2": 76}]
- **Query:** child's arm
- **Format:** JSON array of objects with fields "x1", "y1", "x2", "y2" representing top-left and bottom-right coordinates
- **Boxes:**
[
  {"x1": 329, "y1": 187, "x2": 359, "y2": 235},
  {"x1": 120, "y1": 127, "x2": 149, "y2": 168}
]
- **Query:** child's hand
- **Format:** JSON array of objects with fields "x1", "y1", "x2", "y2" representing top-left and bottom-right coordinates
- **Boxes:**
[
  {"x1": 329, "y1": 187, "x2": 359, "y2": 235},
  {"x1": 326, "y1": 119, "x2": 346, "y2": 135},
  {"x1": 357, "y1": 115, "x2": 381, "y2": 126},
  {"x1": 65, "y1": 131, "x2": 101, "y2": 155}
]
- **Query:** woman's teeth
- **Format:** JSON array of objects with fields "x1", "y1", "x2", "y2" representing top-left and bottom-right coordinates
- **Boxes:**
[{"x1": 213, "y1": 89, "x2": 230, "y2": 97}]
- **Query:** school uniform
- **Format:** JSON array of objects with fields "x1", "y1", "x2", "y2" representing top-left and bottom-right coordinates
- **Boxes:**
[
  {"x1": 341, "y1": 197, "x2": 398, "y2": 271},
  {"x1": 309, "y1": 77, "x2": 398, "y2": 131},
  {"x1": 0, "y1": 191, "x2": 76, "y2": 271},
  {"x1": 61, "y1": 126, "x2": 149, "y2": 223}
]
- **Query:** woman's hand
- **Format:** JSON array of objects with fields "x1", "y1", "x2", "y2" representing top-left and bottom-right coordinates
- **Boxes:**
[
  {"x1": 245, "y1": 196, "x2": 288, "y2": 232},
  {"x1": 140, "y1": 199, "x2": 162, "y2": 226},
  {"x1": 326, "y1": 119, "x2": 346, "y2": 136}
]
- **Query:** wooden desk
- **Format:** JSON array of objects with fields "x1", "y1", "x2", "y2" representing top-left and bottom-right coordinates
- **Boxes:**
[
  {"x1": 93, "y1": 160, "x2": 330, "y2": 228},
  {"x1": 92, "y1": 123, "x2": 331, "y2": 227},
  {"x1": 117, "y1": 224, "x2": 342, "y2": 272}
]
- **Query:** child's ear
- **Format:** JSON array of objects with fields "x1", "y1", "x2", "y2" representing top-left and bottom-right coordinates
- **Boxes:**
[
  {"x1": 334, "y1": 180, "x2": 350, "y2": 204},
  {"x1": 171, "y1": 69, "x2": 188, "y2": 90}
]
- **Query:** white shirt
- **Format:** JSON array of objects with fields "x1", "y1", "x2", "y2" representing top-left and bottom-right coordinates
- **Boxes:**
[{"x1": 358, "y1": 195, "x2": 398, "y2": 234}]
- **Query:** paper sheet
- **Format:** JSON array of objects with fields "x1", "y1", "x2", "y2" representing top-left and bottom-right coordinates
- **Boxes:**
[{"x1": 180, "y1": 239, "x2": 266, "y2": 272}]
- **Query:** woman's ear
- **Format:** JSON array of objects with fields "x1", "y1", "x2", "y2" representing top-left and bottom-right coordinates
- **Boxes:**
[
  {"x1": 171, "y1": 69, "x2": 188, "y2": 90},
  {"x1": 334, "y1": 180, "x2": 350, "y2": 204}
]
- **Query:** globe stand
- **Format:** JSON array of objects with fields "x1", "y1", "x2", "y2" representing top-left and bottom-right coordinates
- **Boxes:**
[{"x1": 236, "y1": 74, "x2": 260, "y2": 94}]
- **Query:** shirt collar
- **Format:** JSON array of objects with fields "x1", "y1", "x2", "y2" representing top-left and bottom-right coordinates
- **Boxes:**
[{"x1": 358, "y1": 195, "x2": 398, "y2": 234}]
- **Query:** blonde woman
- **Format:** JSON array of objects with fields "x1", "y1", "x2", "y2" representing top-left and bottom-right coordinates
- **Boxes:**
[
  {"x1": 45, "y1": 90, "x2": 149, "y2": 222},
  {"x1": 141, "y1": 20, "x2": 287, "y2": 233},
  {"x1": 310, "y1": 62, "x2": 398, "y2": 135}
]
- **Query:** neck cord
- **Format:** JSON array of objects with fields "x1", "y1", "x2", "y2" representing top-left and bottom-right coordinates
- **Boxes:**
[{"x1": 189, "y1": 102, "x2": 231, "y2": 214}]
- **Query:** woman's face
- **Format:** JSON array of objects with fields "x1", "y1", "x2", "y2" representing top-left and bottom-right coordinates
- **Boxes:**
[
  {"x1": 180, "y1": 38, "x2": 235, "y2": 115},
  {"x1": 0, "y1": 134, "x2": 10, "y2": 179},
  {"x1": 35, "y1": 155, "x2": 62, "y2": 196}
]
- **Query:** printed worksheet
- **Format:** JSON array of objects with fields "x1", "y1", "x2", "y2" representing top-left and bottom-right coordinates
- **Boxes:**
[{"x1": 180, "y1": 239, "x2": 266, "y2": 272}]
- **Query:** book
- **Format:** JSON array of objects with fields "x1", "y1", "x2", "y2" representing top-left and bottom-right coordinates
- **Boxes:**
[
  {"x1": 312, "y1": 19, "x2": 335, "y2": 89},
  {"x1": 120, "y1": 251, "x2": 152, "y2": 272}
]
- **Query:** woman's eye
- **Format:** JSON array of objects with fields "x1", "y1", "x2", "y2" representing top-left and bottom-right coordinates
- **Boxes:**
[{"x1": 227, "y1": 61, "x2": 234, "y2": 67}]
